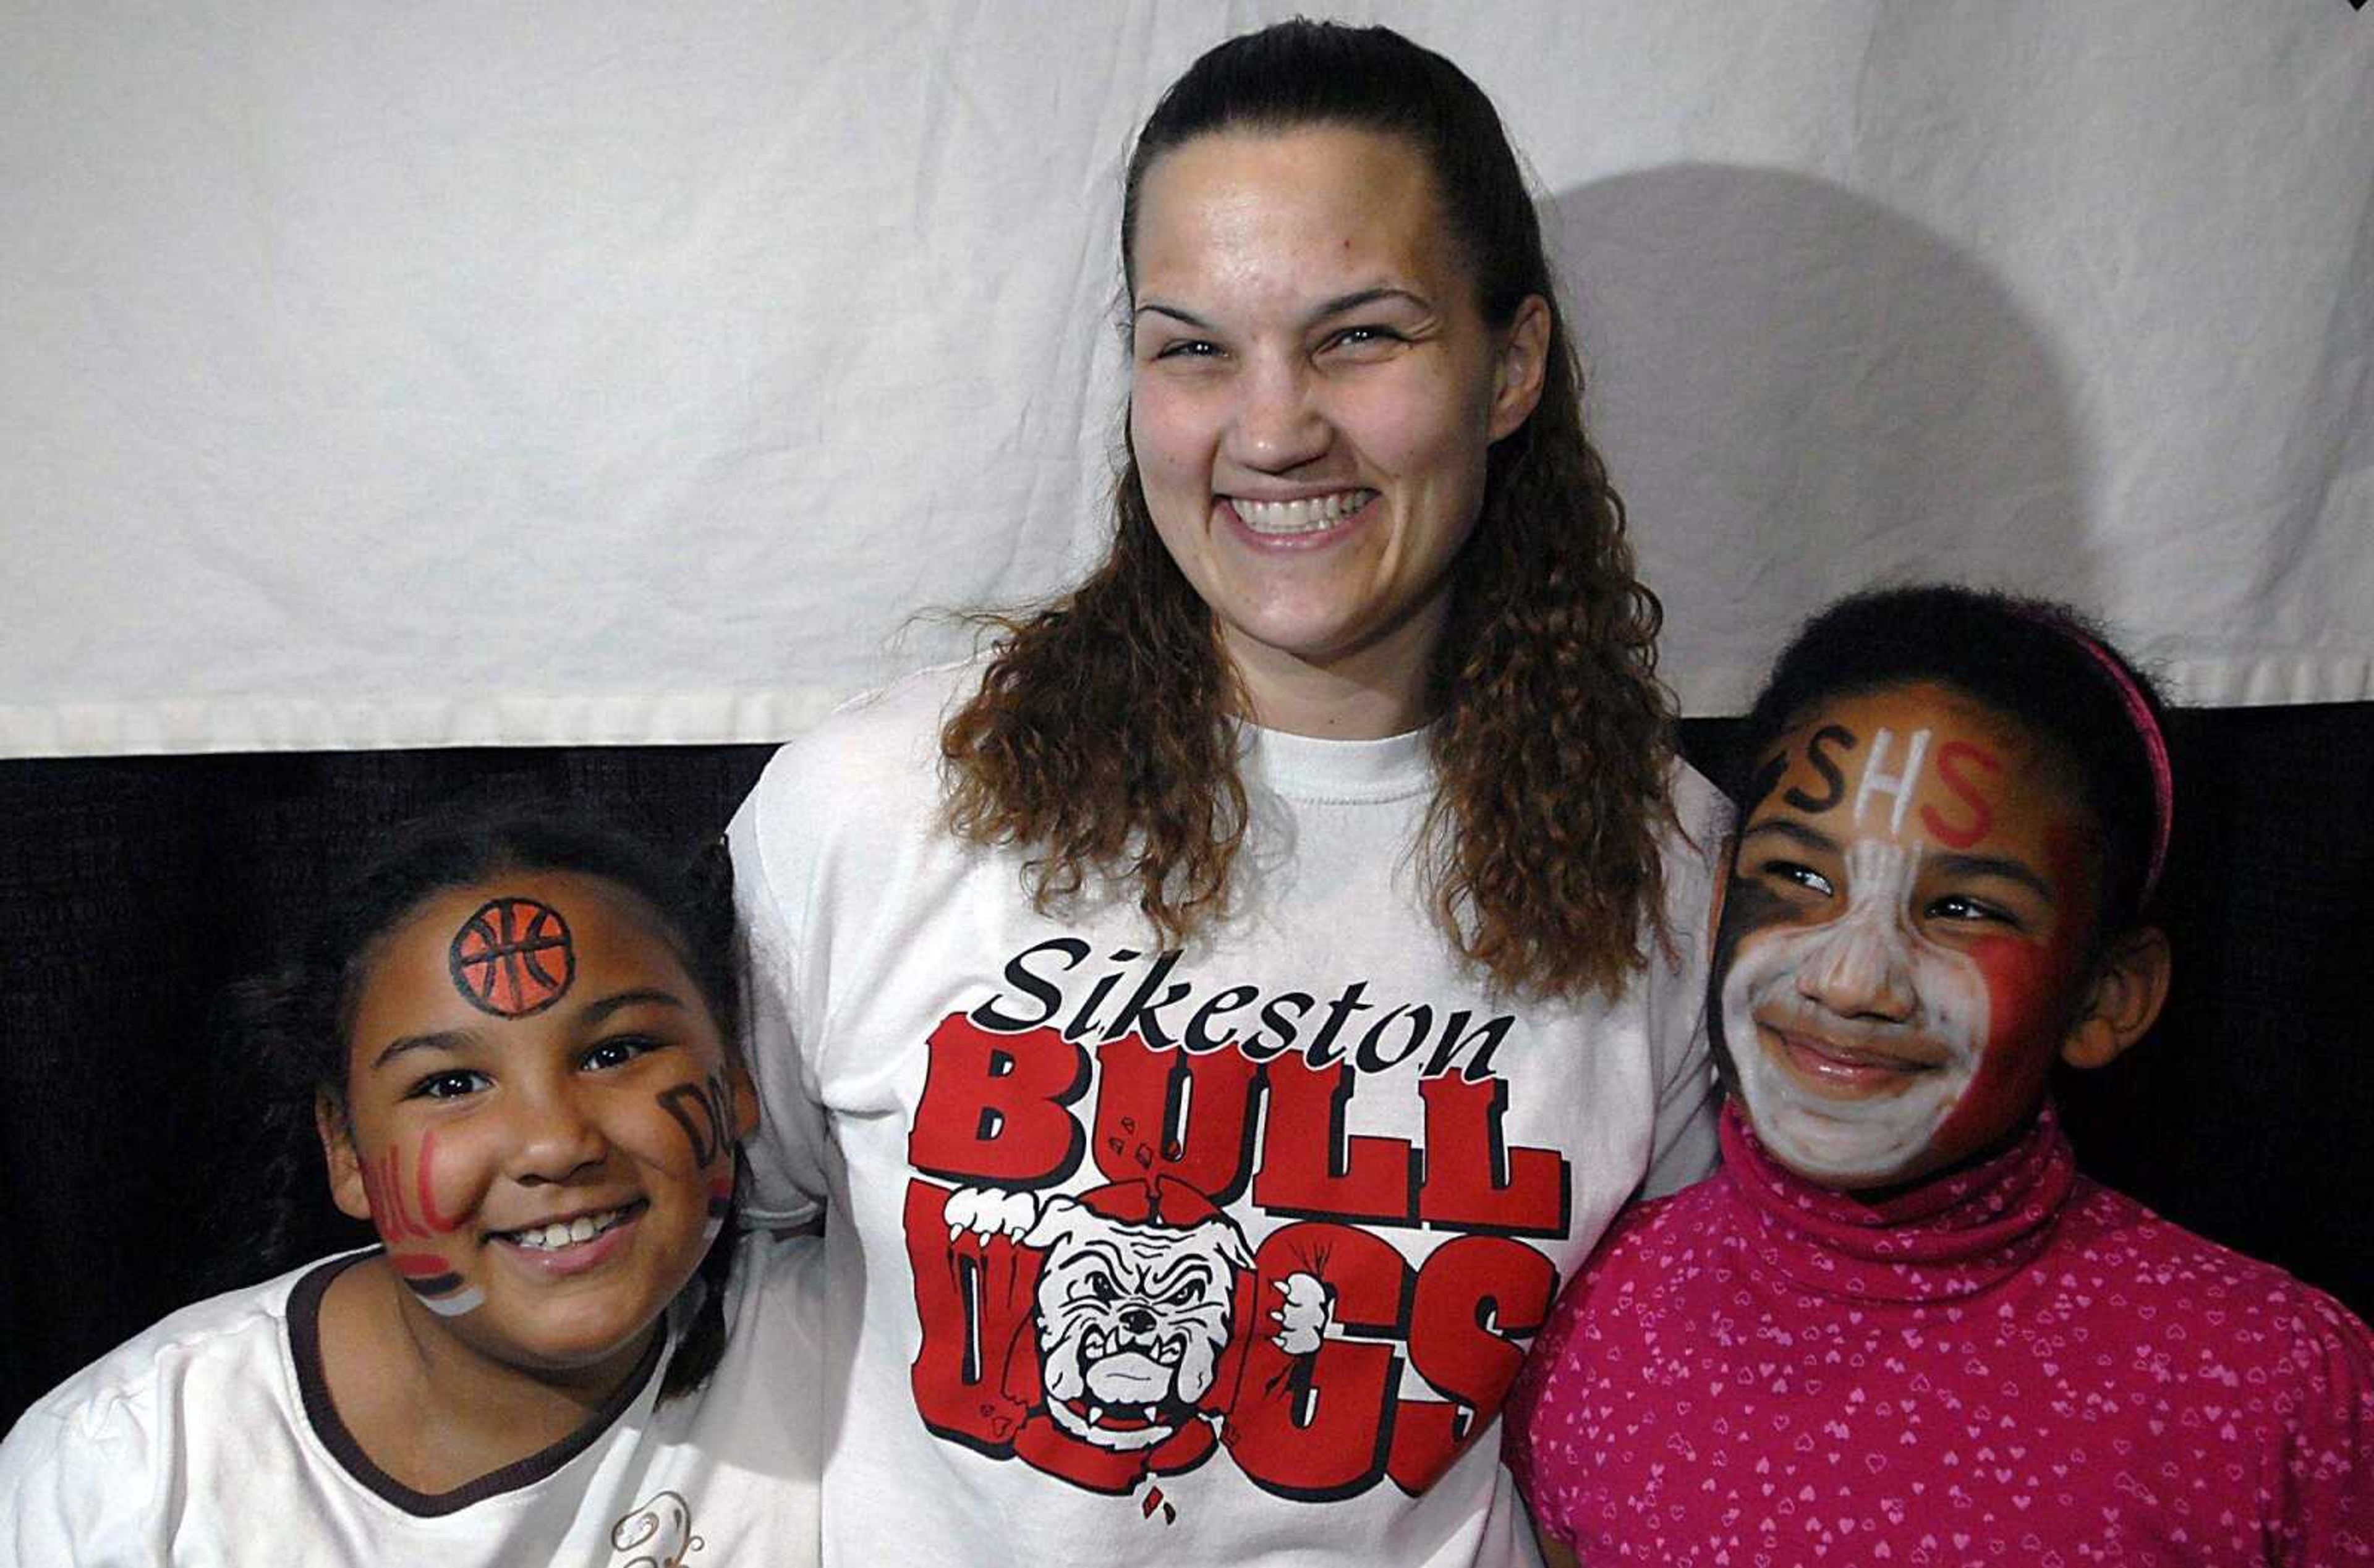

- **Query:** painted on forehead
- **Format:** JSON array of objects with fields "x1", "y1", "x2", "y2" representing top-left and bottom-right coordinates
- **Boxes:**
[
  {"x1": 1761, "y1": 721, "x2": 2002, "y2": 849},
  {"x1": 448, "y1": 896, "x2": 576, "y2": 1017}
]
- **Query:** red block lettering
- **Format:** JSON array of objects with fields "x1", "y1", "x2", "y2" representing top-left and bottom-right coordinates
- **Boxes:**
[
  {"x1": 1224, "y1": 1221, "x2": 1408, "y2": 1499},
  {"x1": 1919, "y1": 739, "x2": 2000, "y2": 849},
  {"x1": 1416, "y1": 1075, "x2": 1567, "y2": 1235},
  {"x1": 1251, "y1": 1058, "x2": 1416, "y2": 1222},
  {"x1": 903, "y1": 1177, "x2": 1041, "y2": 1454},
  {"x1": 908, "y1": 1013, "x2": 1089, "y2": 1185},
  {"x1": 1385, "y1": 1235, "x2": 1557, "y2": 1494},
  {"x1": 1091, "y1": 1035, "x2": 1262, "y2": 1202}
]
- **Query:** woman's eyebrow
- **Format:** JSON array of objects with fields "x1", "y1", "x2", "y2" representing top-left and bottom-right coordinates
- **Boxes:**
[
  {"x1": 1131, "y1": 301, "x2": 1211, "y2": 330},
  {"x1": 1929, "y1": 852, "x2": 2055, "y2": 904},
  {"x1": 1131, "y1": 287, "x2": 1431, "y2": 334},
  {"x1": 1306, "y1": 286, "x2": 1429, "y2": 322}
]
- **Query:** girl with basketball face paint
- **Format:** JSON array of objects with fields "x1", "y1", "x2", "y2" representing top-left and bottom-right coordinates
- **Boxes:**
[
  {"x1": 0, "y1": 811, "x2": 840, "y2": 1556},
  {"x1": 0, "y1": 815, "x2": 828, "y2": 1558},
  {"x1": 324, "y1": 869, "x2": 754, "y2": 1379}
]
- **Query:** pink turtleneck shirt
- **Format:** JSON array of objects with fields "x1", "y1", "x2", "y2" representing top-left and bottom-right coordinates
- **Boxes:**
[{"x1": 1505, "y1": 1105, "x2": 2373, "y2": 1564}]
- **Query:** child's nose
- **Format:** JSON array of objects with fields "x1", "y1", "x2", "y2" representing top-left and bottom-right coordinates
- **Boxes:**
[
  {"x1": 1795, "y1": 915, "x2": 1917, "y2": 1022},
  {"x1": 505, "y1": 1088, "x2": 608, "y2": 1183}
]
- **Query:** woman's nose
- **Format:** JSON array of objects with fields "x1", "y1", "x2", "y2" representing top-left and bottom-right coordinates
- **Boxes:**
[
  {"x1": 1793, "y1": 915, "x2": 1918, "y2": 1021},
  {"x1": 1225, "y1": 356, "x2": 1330, "y2": 472}
]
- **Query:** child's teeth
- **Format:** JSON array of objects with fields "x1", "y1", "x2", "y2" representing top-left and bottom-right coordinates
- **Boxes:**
[{"x1": 513, "y1": 1208, "x2": 626, "y2": 1250}]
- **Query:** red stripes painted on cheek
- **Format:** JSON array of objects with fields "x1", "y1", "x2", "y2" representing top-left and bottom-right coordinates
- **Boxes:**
[
  {"x1": 414, "y1": 1130, "x2": 459, "y2": 1232},
  {"x1": 358, "y1": 1130, "x2": 464, "y2": 1241}
]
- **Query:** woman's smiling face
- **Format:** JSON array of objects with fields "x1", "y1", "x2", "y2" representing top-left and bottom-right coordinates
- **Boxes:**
[
  {"x1": 1126, "y1": 124, "x2": 1546, "y2": 736},
  {"x1": 1711, "y1": 682, "x2": 2106, "y2": 1189},
  {"x1": 325, "y1": 871, "x2": 751, "y2": 1382}
]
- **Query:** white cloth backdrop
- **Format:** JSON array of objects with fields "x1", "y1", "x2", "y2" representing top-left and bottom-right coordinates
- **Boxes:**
[{"x1": 3, "y1": 1, "x2": 2368, "y2": 756}]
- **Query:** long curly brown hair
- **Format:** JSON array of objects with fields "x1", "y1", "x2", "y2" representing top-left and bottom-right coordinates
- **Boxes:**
[{"x1": 941, "y1": 20, "x2": 1676, "y2": 999}]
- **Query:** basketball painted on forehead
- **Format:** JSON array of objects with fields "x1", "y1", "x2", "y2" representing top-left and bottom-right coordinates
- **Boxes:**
[{"x1": 448, "y1": 896, "x2": 576, "y2": 1017}]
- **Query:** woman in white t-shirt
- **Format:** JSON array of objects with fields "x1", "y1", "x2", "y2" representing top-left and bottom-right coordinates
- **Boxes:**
[
  {"x1": 728, "y1": 19, "x2": 1722, "y2": 1566},
  {"x1": 0, "y1": 810, "x2": 822, "y2": 1566}
]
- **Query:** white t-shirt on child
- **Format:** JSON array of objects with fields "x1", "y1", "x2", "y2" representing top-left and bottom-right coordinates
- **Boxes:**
[{"x1": 0, "y1": 1235, "x2": 823, "y2": 1567}]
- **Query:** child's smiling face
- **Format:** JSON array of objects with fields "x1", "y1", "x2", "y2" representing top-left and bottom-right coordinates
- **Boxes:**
[
  {"x1": 1711, "y1": 682, "x2": 2109, "y2": 1190},
  {"x1": 323, "y1": 871, "x2": 751, "y2": 1381}
]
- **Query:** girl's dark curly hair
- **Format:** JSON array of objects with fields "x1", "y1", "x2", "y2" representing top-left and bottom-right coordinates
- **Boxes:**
[
  {"x1": 226, "y1": 804, "x2": 746, "y2": 1402},
  {"x1": 940, "y1": 20, "x2": 1675, "y2": 997}
]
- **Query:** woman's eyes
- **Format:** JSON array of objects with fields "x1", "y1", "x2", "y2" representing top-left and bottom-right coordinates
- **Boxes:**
[
  {"x1": 1321, "y1": 323, "x2": 1406, "y2": 355},
  {"x1": 1143, "y1": 324, "x2": 1406, "y2": 363},
  {"x1": 1149, "y1": 336, "x2": 1222, "y2": 362},
  {"x1": 406, "y1": 1068, "x2": 491, "y2": 1101}
]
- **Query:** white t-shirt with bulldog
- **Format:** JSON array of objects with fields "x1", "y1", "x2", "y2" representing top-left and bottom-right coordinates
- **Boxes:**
[{"x1": 728, "y1": 661, "x2": 1724, "y2": 1567}]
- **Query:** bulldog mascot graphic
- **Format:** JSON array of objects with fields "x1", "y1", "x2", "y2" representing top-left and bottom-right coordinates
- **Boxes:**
[{"x1": 925, "y1": 1175, "x2": 1334, "y2": 1496}]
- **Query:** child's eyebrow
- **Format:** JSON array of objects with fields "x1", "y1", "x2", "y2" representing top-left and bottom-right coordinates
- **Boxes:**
[
  {"x1": 1929, "y1": 851, "x2": 2056, "y2": 905},
  {"x1": 1738, "y1": 820, "x2": 1837, "y2": 856},
  {"x1": 371, "y1": 1029, "x2": 472, "y2": 1070},
  {"x1": 577, "y1": 988, "x2": 687, "y2": 1026}
]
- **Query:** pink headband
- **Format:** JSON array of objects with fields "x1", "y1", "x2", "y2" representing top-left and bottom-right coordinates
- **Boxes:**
[{"x1": 2049, "y1": 621, "x2": 2174, "y2": 905}]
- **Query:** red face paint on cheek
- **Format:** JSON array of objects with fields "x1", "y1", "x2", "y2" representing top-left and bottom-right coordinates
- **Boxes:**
[
  {"x1": 1928, "y1": 815, "x2": 2104, "y2": 1156},
  {"x1": 1926, "y1": 923, "x2": 2090, "y2": 1156},
  {"x1": 357, "y1": 1132, "x2": 465, "y2": 1242},
  {"x1": 414, "y1": 1129, "x2": 461, "y2": 1232}
]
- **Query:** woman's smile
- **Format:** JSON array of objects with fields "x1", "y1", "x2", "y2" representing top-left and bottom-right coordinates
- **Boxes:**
[{"x1": 1220, "y1": 488, "x2": 1379, "y2": 541}]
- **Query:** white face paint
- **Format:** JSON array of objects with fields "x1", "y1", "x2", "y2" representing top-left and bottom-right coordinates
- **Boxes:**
[{"x1": 1724, "y1": 837, "x2": 1993, "y2": 1184}]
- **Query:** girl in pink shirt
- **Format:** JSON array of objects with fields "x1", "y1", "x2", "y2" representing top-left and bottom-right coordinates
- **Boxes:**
[{"x1": 1507, "y1": 585, "x2": 2373, "y2": 1565}]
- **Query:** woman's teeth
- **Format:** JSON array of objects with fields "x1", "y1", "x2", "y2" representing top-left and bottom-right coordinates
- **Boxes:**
[
  {"x1": 510, "y1": 1208, "x2": 631, "y2": 1251},
  {"x1": 1232, "y1": 491, "x2": 1371, "y2": 535}
]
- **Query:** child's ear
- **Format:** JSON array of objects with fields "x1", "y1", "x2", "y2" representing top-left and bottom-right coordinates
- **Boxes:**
[
  {"x1": 2059, "y1": 926, "x2": 2172, "y2": 1070},
  {"x1": 726, "y1": 1060, "x2": 760, "y2": 1142},
  {"x1": 316, "y1": 1092, "x2": 373, "y2": 1223}
]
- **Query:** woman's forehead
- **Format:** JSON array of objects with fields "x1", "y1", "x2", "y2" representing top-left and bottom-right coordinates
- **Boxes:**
[{"x1": 1130, "y1": 125, "x2": 1457, "y2": 296}]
